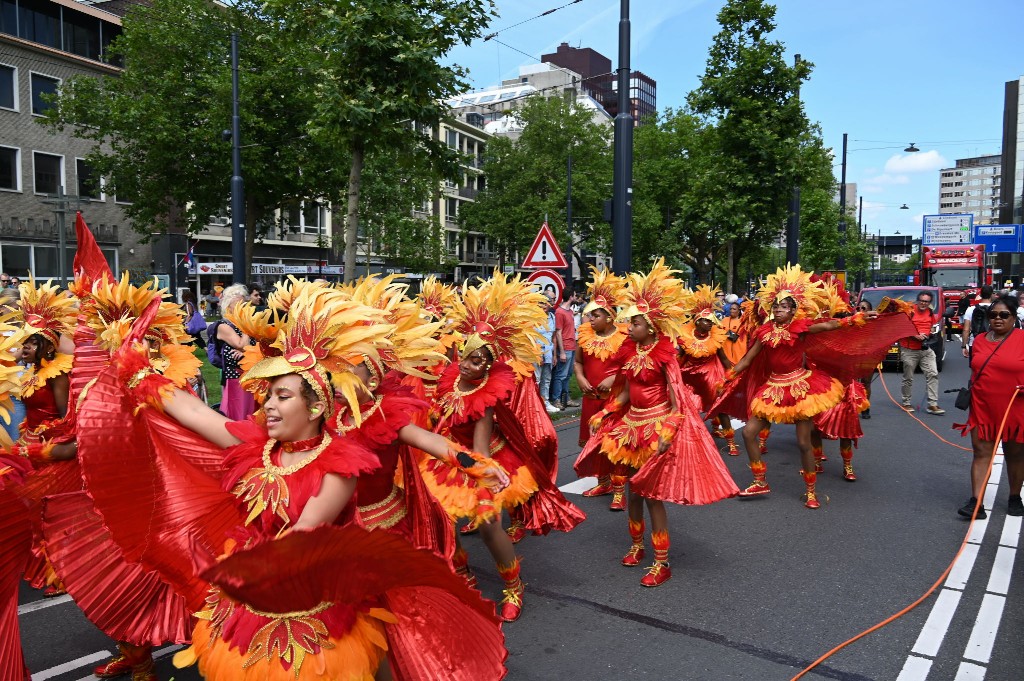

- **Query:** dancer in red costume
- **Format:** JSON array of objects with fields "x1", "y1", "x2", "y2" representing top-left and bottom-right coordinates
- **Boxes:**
[
  {"x1": 75, "y1": 284, "x2": 507, "y2": 680},
  {"x1": 676, "y1": 285, "x2": 739, "y2": 455},
  {"x1": 573, "y1": 267, "x2": 628, "y2": 506},
  {"x1": 429, "y1": 273, "x2": 585, "y2": 621},
  {"x1": 577, "y1": 260, "x2": 739, "y2": 587},
  {"x1": 717, "y1": 266, "x2": 911, "y2": 508}
]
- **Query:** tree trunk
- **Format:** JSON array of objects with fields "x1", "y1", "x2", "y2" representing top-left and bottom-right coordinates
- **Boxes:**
[
  {"x1": 343, "y1": 142, "x2": 364, "y2": 283},
  {"x1": 726, "y1": 239, "x2": 735, "y2": 293}
]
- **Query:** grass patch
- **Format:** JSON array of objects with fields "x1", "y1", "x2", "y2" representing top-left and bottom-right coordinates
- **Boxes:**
[{"x1": 194, "y1": 346, "x2": 222, "y2": 405}]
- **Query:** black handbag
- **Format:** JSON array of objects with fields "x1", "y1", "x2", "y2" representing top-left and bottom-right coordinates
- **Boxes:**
[{"x1": 955, "y1": 331, "x2": 1013, "y2": 411}]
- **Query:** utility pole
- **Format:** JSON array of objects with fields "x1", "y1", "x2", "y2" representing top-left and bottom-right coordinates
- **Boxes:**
[
  {"x1": 611, "y1": 0, "x2": 633, "y2": 275},
  {"x1": 837, "y1": 132, "x2": 848, "y2": 271},
  {"x1": 855, "y1": 195, "x2": 864, "y2": 290},
  {"x1": 229, "y1": 32, "x2": 246, "y2": 284},
  {"x1": 785, "y1": 54, "x2": 802, "y2": 266},
  {"x1": 40, "y1": 187, "x2": 89, "y2": 287},
  {"x1": 566, "y1": 152, "x2": 574, "y2": 291}
]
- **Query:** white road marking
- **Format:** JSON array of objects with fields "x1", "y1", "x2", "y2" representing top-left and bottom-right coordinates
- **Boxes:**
[
  {"x1": 962, "y1": 594, "x2": 1006, "y2": 664},
  {"x1": 945, "y1": 543, "x2": 980, "y2": 590},
  {"x1": 998, "y1": 515, "x2": 1021, "y2": 548},
  {"x1": 953, "y1": 661, "x2": 987, "y2": 681},
  {"x1": 17, "y1": 594, "x2": 73, "y2": 616},
  {"x1": 31, "y1": 651, "x2": 111, "y2": 681},
  {"x1": 71, "y1": 645, "x2": 184, "y2": 681},
  {"x1": 985, "y1": 546, "x2": 1016, "y2": 595},
  {"x1": 896, "y1": 654, "x2": 933, "y2": 681},
  {"x1": 911, "y1": 588, "x2": 962, "y2": 657},
  {"x1": 559, "y1": 476, "x2": 598, "y2": 495}
]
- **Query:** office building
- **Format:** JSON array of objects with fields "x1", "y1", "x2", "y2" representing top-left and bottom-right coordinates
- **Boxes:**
[
  {"x1": 542, "y1": 42, "x2": 657, "y2": 124},
  {"x1": 938, "y1": 155, "x2": 1002, "y2": 226}
]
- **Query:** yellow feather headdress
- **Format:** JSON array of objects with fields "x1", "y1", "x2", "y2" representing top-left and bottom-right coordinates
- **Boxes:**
[
  {"x1": 238, "y1": 283, "x2": 394, "y2": 422},
  {"x1": 756, "y1": 264, "x2": 828, "y2": 320},
  {"x1": 618, "y1": 258, "x2": 689, "y2": 341},
  {"x1": 0, "y1": 310, "x2": 26, "y2": 445},
  {"x1": 685, "y1": 284, "x2": 723, "y2": 325},
  {"x1": 87, "y1": 274, "x2": 189, "y2": 352},
  {"x1": 449, "y1": 270, "x2": 547, "y2": 378},
  {"x1": 582, "y1": 267, "x2": 627, "y2": 316},
  {"x1": 417, "y1": 276, "x2": 459, "y2": 321},
  {"x1": 18, "y1": 276, "x2": 78, "y2": 346}
]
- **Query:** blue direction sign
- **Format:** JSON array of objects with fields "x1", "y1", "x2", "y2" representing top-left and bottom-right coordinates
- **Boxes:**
[{"x1": 972, "y1": 224, "x2": 1021, "y2": 253}]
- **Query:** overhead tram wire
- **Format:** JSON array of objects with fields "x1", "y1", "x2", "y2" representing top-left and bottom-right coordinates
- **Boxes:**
[{"x1": 480, "y1": 0, "x2": 584, "y2": 42}]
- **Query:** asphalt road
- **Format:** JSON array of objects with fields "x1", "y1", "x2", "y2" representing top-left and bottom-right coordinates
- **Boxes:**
[{"x1": 18, "y1": 340, "x2": 1023, "y2": 680}]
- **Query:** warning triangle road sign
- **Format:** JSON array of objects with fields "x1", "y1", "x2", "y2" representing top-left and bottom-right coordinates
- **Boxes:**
[{"x1": 521, "y1": 222, "x2": 568, "y2": 269}]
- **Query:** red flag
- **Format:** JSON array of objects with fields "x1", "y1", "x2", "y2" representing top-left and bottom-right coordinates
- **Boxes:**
[{"x1": 72, "y1": 212, "x2": 113, "y2": 290}]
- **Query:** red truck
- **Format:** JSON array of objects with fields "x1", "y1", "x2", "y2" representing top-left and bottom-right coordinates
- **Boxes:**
[{"x1": 914, "y1": 244, "x2": 992, "y2": 337}]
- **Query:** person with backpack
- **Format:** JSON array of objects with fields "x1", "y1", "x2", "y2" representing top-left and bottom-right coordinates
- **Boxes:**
[
  {"x1": 961, "y1": 285, "x2": 994, "y2": 357},
  {"x1": 212, "y1": 284, "x2": 256, "y2": 420}
]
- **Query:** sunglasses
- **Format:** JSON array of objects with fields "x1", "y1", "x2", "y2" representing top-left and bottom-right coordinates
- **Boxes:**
[{"x1": 987, "y1": 310, "x2": 1013, "y2": 320}]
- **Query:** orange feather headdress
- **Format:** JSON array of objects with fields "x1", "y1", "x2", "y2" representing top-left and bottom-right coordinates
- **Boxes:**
[
  {"x1": 618, "y1": 258, "x2": 689, "y2": 341},
  {"x1": 18, "y1": 276, "x2": 77, "y2": 346},
  {"x1": 582, "y1": 267, "x2": 627, "y2": 317},
  {"x1": 756, "y1": 264, "x2": 828, "y2": 321},
  {"x1": 685, "y1": 284, "x2": 723, "y2": 326},
  {"x1": 87, "y1": 274, "x2": 190, "y2": 352}
]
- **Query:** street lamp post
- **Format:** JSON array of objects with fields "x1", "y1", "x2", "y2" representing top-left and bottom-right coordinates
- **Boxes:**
[
  {"x1": 837, "y1": 132, "x2": 848, "y2": 272},
  {"x1": 611, "y1": 0, "x2": 633, "y2": 275},
  {"x1": 785, "y1": 53, "x2": 802, "y2": 266}
]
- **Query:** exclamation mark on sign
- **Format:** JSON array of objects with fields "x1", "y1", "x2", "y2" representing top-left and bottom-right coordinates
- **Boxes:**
[{"x1": 541, "y1": 241, "x2": 548, "y2": 260}]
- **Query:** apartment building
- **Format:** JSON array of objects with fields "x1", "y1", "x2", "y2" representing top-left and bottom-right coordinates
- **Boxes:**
[{"x1": 937, "y1": 154, "x2": 1002, "y2": 226}]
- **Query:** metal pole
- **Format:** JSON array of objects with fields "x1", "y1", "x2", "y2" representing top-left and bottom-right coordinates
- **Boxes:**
[
  {"x1": 230, "y1": 32, "x2": 246, "y2": 284},
  {"x1": 785, "y1": 54, "x2": 801, "y2": 266},
  {"x1": 856, "y1": 196, "x2": 864, "y2": 290},
  {"x1": 611, "y1": 0, "x2": 633, "y2": 275},
  {"x1": 566, "y1": 152, "x2": 573, "y2": 290},
  {"x1": 837, "y1": 132, "x2": 848, "y2": 271},
  {"x1": 56, "y1": 186, "x2": 67, "y2": 286}
]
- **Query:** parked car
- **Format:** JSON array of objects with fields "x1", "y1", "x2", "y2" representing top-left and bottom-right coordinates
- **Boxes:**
[{"x1": 857, "y1": 285, "x2": 946, "y2": 372}]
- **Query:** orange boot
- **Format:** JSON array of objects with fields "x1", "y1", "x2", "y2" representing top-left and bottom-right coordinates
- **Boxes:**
[
  {"x1": 640, "y1": 530, "x2": 671, "y2": 587},
  {"x1": 812, "y1": 446, "x2": 826, "y2": 474},
  {"x1": 497, "y1": 557, "x2": 524, "y2": 622},
  {"x1": 452, "y1": 546, "x2": 477, "y2": 589},
  {"x1": 622, "y1": 517, "x2": 645, "y2": 566},
  {"x1": 94, "y1": 643, "x2": 154, "y2": 680},
  {"x1": 722, "y1": 428, "x2": 739, "y2": 456},
  {"x1": 758, "y1": 428, "x2": 771, "y2": 455},
  {"x1": 841, "y1": 446, "x2": 856, "y2": 481},
  {"x1": 801, "y1": 470, "x2": 821, "y2": 509},
  {"x1": 583, "y1": 475, "x2": 614, "y2": 497},
  {"x1": 738, "y1": 460, "x2": 770, "y2": 497},
  {"x1": 609, "y1": 474, "x2": 628, "y2": 511}
]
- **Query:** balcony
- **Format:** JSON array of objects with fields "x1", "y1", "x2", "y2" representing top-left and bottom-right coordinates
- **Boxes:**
[
  {"x1": 0, "y1": 216, "x2": 118, "y2": 242},
  {"x1": 201, "y1": 222, "x2": 324, "y2": 246},
  {"x1": 458, "y1": 186, "x2": 479, "y2": 200}
]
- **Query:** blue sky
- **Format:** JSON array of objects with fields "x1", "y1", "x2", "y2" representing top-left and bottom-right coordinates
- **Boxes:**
[{"x1": 448, "y1": 0, "x2": 1023, "y2": 239}]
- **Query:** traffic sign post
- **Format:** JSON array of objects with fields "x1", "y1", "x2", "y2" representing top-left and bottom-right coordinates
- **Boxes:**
[
  {"x1": 522, "y1": 222, "x2": 569, "y2": 269},
  {"x1": 527, "y1": 269, "x2": 565, "y2": 302},
  {"x1": 922, "y1": 214, "x2": 973, "y2": 245}
]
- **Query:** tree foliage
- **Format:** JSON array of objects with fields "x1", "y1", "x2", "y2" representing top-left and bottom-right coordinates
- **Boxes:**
[{"x1": 459, "y1": 96, "x2": 613, "y2": 272}]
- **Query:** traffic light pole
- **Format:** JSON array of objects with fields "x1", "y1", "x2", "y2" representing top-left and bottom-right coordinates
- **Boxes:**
[{"x1": 611, "y1": 0, "x2": 633, "y2": 275}]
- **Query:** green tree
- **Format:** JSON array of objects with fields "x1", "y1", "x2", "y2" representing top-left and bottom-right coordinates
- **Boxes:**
[
  {"x1": 458, "y1": 95, "x2": 613, "y2": 275},
  {"x1": 262, "y1": 0, "x2": 495, "y2": 281},
  {"x1": 44, "y1": 0, "x2": 348, "y2": 271},
  {"x1": 682, "y1": 0, "x2": 814, "y2": 288}
]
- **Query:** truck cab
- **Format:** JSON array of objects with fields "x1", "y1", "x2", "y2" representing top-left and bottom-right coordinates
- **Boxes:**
[{"x1": 916, "y1": 244, "x2": 990, "y2": 338}]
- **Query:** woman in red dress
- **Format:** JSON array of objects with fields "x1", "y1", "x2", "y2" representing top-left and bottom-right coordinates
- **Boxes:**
[
  {"x1": 75, "y1": 284, "x2": 508, "y2": 681},
  {"x1": 676, "y1": 285, "x2": 739, "y2": 455},
  {"x1": 578, "y1": 260, "x2": 738, "y2": 587},
  {"x1": 955, "y1": 296, "x2": 1024, "y2": 519},
  {"x1": 573, "y1": 267, "x2": 628, "y2": 505},
  {"x1": 429, "y1": 273, "x2": 585, "y2": 621}
]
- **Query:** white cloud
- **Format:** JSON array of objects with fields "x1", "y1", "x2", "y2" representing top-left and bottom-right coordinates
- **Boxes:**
[
  {"x1": 883, "y1": 150, "x2": 948, "y2": 174},
  {"x1": 861, "y1": 173, "x2": 910, "y2": 193}
]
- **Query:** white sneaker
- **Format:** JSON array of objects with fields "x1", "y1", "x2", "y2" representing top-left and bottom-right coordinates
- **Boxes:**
[{"x1": 544, "y1": 401, "x2": 560, "y2": 413}]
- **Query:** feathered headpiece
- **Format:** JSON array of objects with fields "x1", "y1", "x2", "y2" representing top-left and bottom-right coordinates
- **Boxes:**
[
  {"x1": 0, "y1": 310, "x2": 26, "y2": 446},
  {"x1": 618, "y1": 258, "x2": 689, "y2": 341},
  {"x1": 756, "y1": 264, "x2": 828, "y2": 321},
  {"x1": 685, "y1": 284, "x2": 723, "y2": 325},
  {"x1": 449, "y1": 270, "x2": 547, "y2": 378},
  {"x1": 814, "y1": 272, "x2": 852, "y2": 319},
  {"x1": 239, "y1": 284, "x2": 393, "y2": 422},
  {"x1": 417, "y1": 276, "x2": 459, "y2": 321},
  {"x1": 582, "y1": 267, "x2": 627, "y2": 316},
  {"x1": 87, "y1": 274, "x2": 189, "y2": 352},
  {"x1": 346, "y1": 275, "x2": 446, "y2": 379},
  {"x1": 18, "y1": 276, "x2": 77, "y2": 347}
]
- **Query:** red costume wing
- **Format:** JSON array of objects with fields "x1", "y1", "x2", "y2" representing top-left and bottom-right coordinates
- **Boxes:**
[
  {"x1": 42, "y1": 492, "x2": 191, "y2": 645},
  {"x1": 200, "y1": 525, "x2": 507, "y2": 681},
  {"x1": 78, "y1": 360, "x2": 243, "y2": 611},
  {"x1": 494, "y1": 402, "x2": 585, "y2": 534},
  {"x1": 509, "y1": 378, "x2": 559, "y2": 484},
  {"x1": 399, "y1": 445, "x2": 455, "y2": 561},
  {"x1": 805, "y1": 312, "x2": 917, "y2": 383},
  {"x1": 631, "y1": 360, "x2": 740, "y2": 505},
  {"x1": 70, "y1": 212, "x2": 115, "y2": 408},
  {"x1": 0, "y1": 484, "x2": 31, "y2": 681}
]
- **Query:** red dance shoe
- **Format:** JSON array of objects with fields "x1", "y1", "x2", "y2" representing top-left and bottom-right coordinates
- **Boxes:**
[
  {"x1": 499, "y1": 583, "x2": 524, "y2": 622},
  {"x1": 640, "y1": 562, "x2": 671, "y2": 587},
  {"x1": 506, "y1": 521, "x2": 526, "y2": 544},
  {"x1": 621, "y1": 544, "x2": 645, "y2": 567},
  {"x1": 42, "y1": 585, "x2": 65, "y2": 598},
  {"x1": 459, "y1": 523, "x2": 478, "y2": 536},
  {"x1": 737, "y1": 480, "x2": 770, "y2": 497},
  {"x1": 843, "y1": 463, "x2": 857, "y2": 482},
  {"x1": 609, "y1": 490, "x2": 627, "y2": 511},
  {"x1": 582, "y1": 480, "x2": 614, "y2": 497},
  {"x1": 94, "y1": 655, "x2": 134, "y2": 678},
  {"x1": 726, "y1": 441, "x2": 740, "y2": 456}
]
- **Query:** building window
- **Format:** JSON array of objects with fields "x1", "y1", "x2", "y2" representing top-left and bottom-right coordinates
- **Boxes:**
[
  {"x1": 30, "y1": 73, "x2": 59, "y2": 115},
  {"x1": 445, "y1": 197, "x2": 459, "y2": 220},
  {"x1": 0, "y1": 244, "x2": 32, "y2": 277},
  {"x1": 33, "y1": 151, "x2": 62, "y2": 194},
  {"x1": 0, "y1": 146, "x2": 19, "y2": 191},
  {"x1": 63, "y1": 9, "x2": 101, "y2": 61},
  {"x1": 19, "y1": 0, "x2": 60, "y2": 49},
  {"x1": 76, "y1": 159, "x2": 102, "y2": 200},
  {"x1": 0, "y1": 64, "x2": 14, "y2": 110}
]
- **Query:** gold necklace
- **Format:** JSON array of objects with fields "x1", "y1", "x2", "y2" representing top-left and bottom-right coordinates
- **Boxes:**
[
  {"x1": 261, "y1": 431, "x2": 333, "y2": 475},
  {"x1": 337, "y1": 395, "x2": 385, "y2": 434},
  {"x1": 454, "y1": 372, "x2": 489, "y2": 398}
]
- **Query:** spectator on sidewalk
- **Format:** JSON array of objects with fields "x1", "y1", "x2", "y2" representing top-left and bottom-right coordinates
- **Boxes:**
[
  {"x1": 551, "y1": 289, "x2": 579, "y2": 410},
  {"x1": 900, "y1": 291, "x2": 944, "y2": 415},
  {"x1": 534, "y1": 291, "x2": 558, "y2": 413}
]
